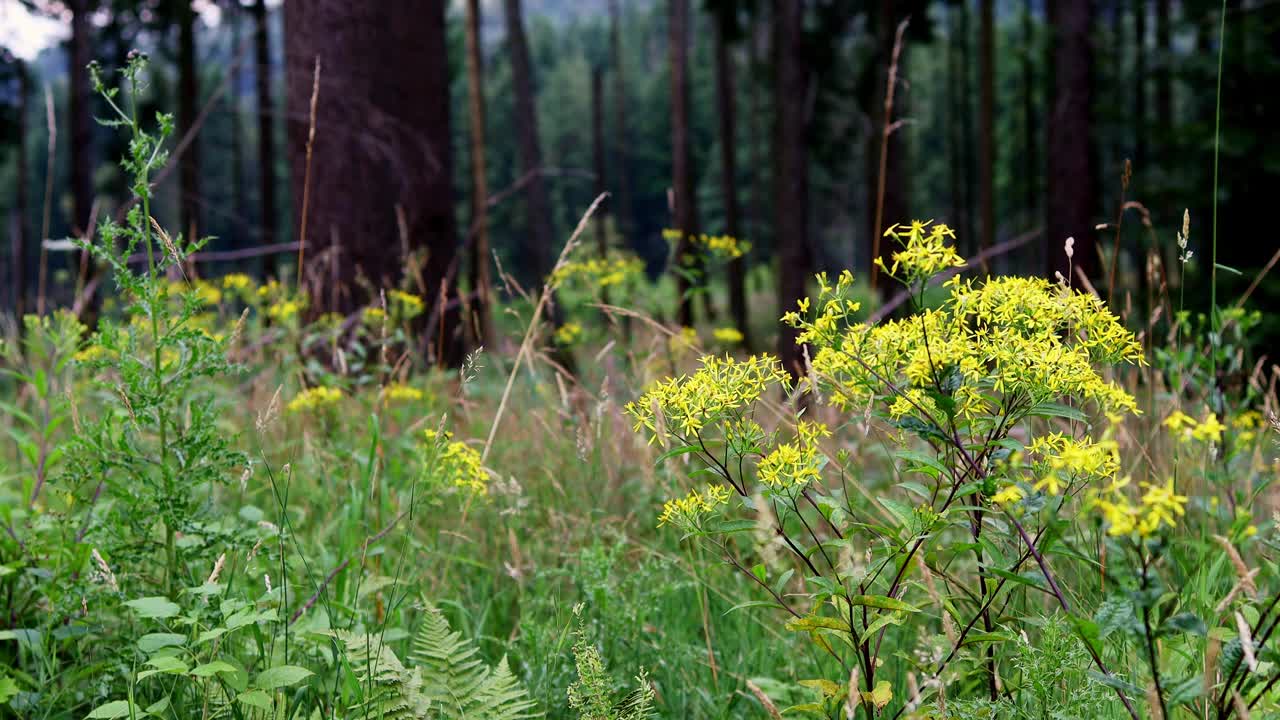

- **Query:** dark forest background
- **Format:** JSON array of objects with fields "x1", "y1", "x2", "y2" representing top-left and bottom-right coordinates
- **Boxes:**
[{"x1": 1, "y1": 0, "x2": 1278, "y2": 359}]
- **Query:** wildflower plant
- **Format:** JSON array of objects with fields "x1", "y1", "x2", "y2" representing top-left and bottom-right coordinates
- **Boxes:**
[{"x1": 629, "y1": 220, "x2": 1166, "y2": 717}]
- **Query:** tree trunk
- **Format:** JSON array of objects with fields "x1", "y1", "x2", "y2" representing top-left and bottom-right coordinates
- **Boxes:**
[
  {"x1": 609, "y1": 0, "x2": 636, "y2": 243},
  {"x1": 254, "y1": 0, "x2": 278, "y2": 275},
  {"x1": 590, "y1": 66, "x2": 610, "y2": 266},
  {"x1": 503, "y1": 0, "x2": 555, "y2": 286},
  {"x1": 68, "y1": 0, "x2": 93, "y2": 242},
  {"x1": 178, "y1": 0, "x2": 201, "y2": 240},
  {"x1": 1046, "y1": 0, "x2": 1098, "y2": 282},
  {"x1": 978, "y1": 0, "x2": 995, "y2": 263},
  {"x1": 867, "y1": 0, "x2": 908, "y2": 295},
  {"x1": 958, "y1": 0, "x2": 975, "y2": 252},
  {"x1": 13, "y1": 61, "x2": 29, "y2": 322},
  {"x1": 1133, "y1": 0, "x2": 1147, "y2": 172},
  {"x1": 775, "y1": 0, "x2": 811, "y2": 379},
  {"x1": 1155, "y1": 0, "x2": 1172, "y2": 128},
  {"x1": 669, "y1": 0, "x2": 699, "y2": 328},
  {"x1": 714, "y1": 14, "x2": 750, "y2": 349},
  {"x1": 464, "y1": 0, "x2": 493, "y2": 347},
  {"x1": 230, "y1": 1, "x2": 247, "y2": 232},
  {"x1": 284, "y1": 0, "x2": 463, "y2": 365},
  {"x1": 1022, "y1": 0, "x2": 1038, "y2": 232}
]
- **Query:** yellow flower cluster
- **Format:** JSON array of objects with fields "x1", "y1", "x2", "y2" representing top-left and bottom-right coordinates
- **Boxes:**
[
  {"x1": 661, "y1": 230, "x2": 750, "y2": 259},
  {"x1": 1163, "y1": 409, "x2": 1225, "y2": 443},
  {"x1": 1025, "y1": 433, "x2": 1120, "y2": 495},
  {"x1": 388, "y1": 289, "x2": 425, "y2": 320},
  {"x1": 758, "y1": 421, "x2": 831, "y2": 489},
  {"x1": 657, "y1": 482, "x2": 732, "y2": 528},
  {"x1": 383, "y1": 384, "x2": 424, "y2": 403},
  {"x1": 363, "y1": 306, "x2": 387, "y2": 325},
  {"x1": 221, "y1": 273, "x2": 255, "y2": 294},
  {"x1": 422, "y1": 428, "x2": 489, "y2": 496},
  {"x1": 549, "y1": 251, "x2": 645, "y2": 290},
  {"x1": 875, "y1": 220, "x2": 965, "y2": 283},
  {"x1": 712, "y1": 327, "x2": 744, "y2": 345},
  {"x1": 1093, "y1": 477, "x2": 1188, "y2": 537},
  {"x1": 625, "y1": 354, "x2": 788, "y2": 443},
  {"x1": 268, "y1": 299, "x2": 303, "y2": 322},
  {"x1": 787, "y1": 257, "x2": 1142, "y2": 421},
  {"x1": 287, "y1": 386, "x2": 343, "y2": 414},
  {"x1": 555, "y1": 321, "x2": 583, "y2": 346}
]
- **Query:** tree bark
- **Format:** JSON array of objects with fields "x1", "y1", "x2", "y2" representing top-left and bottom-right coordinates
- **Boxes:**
[
  {"x1": 669, "y1": 0, "x2": 700, "y2": 327},
  {"x1": 284, "y1": 0, "x2": 463, "y2": 365},
  {"x1": 978, "y1": 0, "x2": 995, "y2": 262},
  {"x1": 68, "y1": 0, "x2": 93, "y2": 241},
  {"x1": 714, "y1": 13, "x2": 750, "y2": 348},
  {"x1": 867, "y1": 0, "x2": 908, "y2": 294},
  {"x1": 13, "y1": 61, "x2": 29, "y2": 322},
  {"x1": 1133, "y1": 0, "x2": 1147, "y2": 172},
  {"x1": 464, "y1": 0, "x2": 493, "y2": 347},
  {"x1": 775, "y1": 0, "x2": 811, "y2": 379},
  {"x1": 609, "y1": 0, "x2": 636, "y2": 243},
  {"x1": 230, "y1": 1, "x2": 247, "y2": 231},
  {"x1": 1155, "y1": 0, "x2": 1172, "y2": 128},
  {"x1": 1046, "y1": 0, "x2": 1098, "y2": 281},
  {"x1": 178, "y1": 0, "x2": 201, "y2": 240},
  {"x1": 1022, "y1": 0, "x2": 1038, "y2": 231},
  {"x1": 503, "y1": 0, "x2": 555, "y2": 285},
  {"x1": 590, "y1": 66, "x2": 609, "y2": 264},
  {"x1": 254, "y1": 0, "x2": 278, "y2": 275}
]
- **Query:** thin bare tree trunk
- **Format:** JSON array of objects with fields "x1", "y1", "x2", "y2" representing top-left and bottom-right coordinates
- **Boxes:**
[
  {"x1": 610, "y1": 0, "x2": 635, "y2": 243},
  {"x1": 69, "y1": 0, "x2": 93, "y2": 245},
  {"x1": 230, "y1": 1, "x2": 247, "y2": 231},
  {"x1": 1133, "y1": 0, "x2": 1147, "y2": 172},
  {"x1": 1155, "y1": 0, "x2": 1172, "y2": 127},
  {"x1": 590, "y1": 66, "x2": 609, "y2": 264},
  {"x1": 503, "y1": 0, "x2": 555, "y2": 285},
  {"x1": 1022, "y1": 0, "x2": 1038, "y2": 233},
  {"x1": 669, "y1": 0, "x2": 699, "y2": 328},
  {"x1": 775, "y1": 0, "x2": 811, "y2": 379},
  {"x1": 255, "y1": 0, "x2": 278, "y2": 276},
  {"x1": 714, "y1": 15, "x2": 750, "y2": 348},
  {"x1": 179, "y1": 0, "x2": 201, "y2": 240},
  {"x1": 13, "y1": 61, "x2": 29, "y2": 322},
  {"x1": 464, "y1": 0, "x2": 493, "y2": 346},
  {"x1": 1046, "y1": 0, "x2": 1098, "y2": 281},
  {"x1": 978, "y1": 0, "x2": 995, "y2": 264}
]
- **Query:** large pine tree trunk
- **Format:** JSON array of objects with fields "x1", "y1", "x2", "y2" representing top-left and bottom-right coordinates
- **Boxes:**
[
  {"x1": 1046, "y1": 0, "x2": 1098, "y2": 281},
  {"x1": 284, "y1": 0, "x2": 463, "y2": 365},
  {"x1": 1133, "y1": 0, "x2": 1147, "y2": 172},
  {"x1": 669, "y1": 0, "x2": 700, "y2": 327},
  {"x1": 464, "y1": 0, "x2": 493, "y2": 346},
  {"x1": 775, "y1": 0, "x2": 811, "y2": 378},
  {"x1": 714, "y1": 15, "x2": 750, "y2": 348},
  {"x1": 978, "y1": 0, "x2": 995, "y2": 262},
  {"x1": 1155, "y1": 0, "x2": 1172, "y2": 127},
  {"x1": 254, "y1": 0, "x2": 279, "y2": 274},
  {"x1": 178, "y1": 0, "x2": 201, "y2": 240},
  {"x1": 503, "y1": 0, "x2": 555, "y2": 285}
]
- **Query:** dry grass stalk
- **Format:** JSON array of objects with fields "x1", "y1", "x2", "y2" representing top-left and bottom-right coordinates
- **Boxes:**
[{"x1": 745, "y1": 679, "x2": 784, "y2": 720}]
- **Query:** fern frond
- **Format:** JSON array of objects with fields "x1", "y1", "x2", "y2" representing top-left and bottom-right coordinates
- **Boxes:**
[
  {"x1": 472, "y1": 656, "x2": 541, "y2": 719},
  {"x1": 340, "y1": 630, "x2": 433, "y2": 720}
]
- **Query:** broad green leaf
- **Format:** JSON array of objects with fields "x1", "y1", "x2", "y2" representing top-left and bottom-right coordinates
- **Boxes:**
[
  {"x1": 125, "y1": 596, "x2": 180, "y2": 619},
  {"x1": 848, "y1": 595, "x2": 919, "y2": 613},
  {"x1": 254, "y1": 665, "x2": 314, "y2": 689},
  {"x1": 236, "y1": 689, "x2": 273, "y2": 710},
  {"x1": 87, "y1": 700, "x2": 141, "y2": 719},
  {"x1": 191, "y1": 661, "x2": 237, "y2": 677},
  {"x1": 1027, "y1": 402, "x2": 1088, "y2": 423},
  {"x1": 137, "y1": 633, "x2": 186, "y2": 653}
]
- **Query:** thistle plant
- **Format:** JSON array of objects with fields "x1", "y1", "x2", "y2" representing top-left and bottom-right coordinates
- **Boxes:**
[
  {"x1": 63, "y1": 54, "x2": 245, "y2": 597},
  {"x1": 628, "y1": 220, "x2": 1155, "y2": 717}
]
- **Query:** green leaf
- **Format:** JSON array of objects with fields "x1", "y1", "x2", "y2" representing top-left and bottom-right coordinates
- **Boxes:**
[
  {"x1": 137, "y1": 633, "x2": 186, "y2": 653},
  {"x1": 191, "y1": 661, "x2": 237, "y2": 677},
  {"x1": 848, "y1": 595, "x2": 919, "y2": 613},
  {"x1": 125, "y1": 596, "x2": 180, "y2": 619},
  {"x1": 1162, "y1": 612, "x2": 1208, "y2": 637},
  {"x1": 144, "y1": 656, "x2": 189, "y2": 674},
  {"x1": 254, "y1": 665, "x2": 314, "y2": 689},
  {"x1": 1027, "y1": 402, "x2": 1088, "y2": 423},
  {"x1": 236, "y1": 689, "x2": 273, "y2": 710},
  {"x1": 87, "y1": 700, "x2": 141, "y2": 719},
  {"x1": 751, "y1": 563, "x2": 767, "y2": 584},
  {"x1": 878, "y1": 498, "x2": 915, "y2": 530}
]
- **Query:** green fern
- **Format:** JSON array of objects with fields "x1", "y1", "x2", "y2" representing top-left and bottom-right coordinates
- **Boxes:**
[
  {"x1": 567, "y1": 609, "x2": 654, "y2": 720},
  {"x1": 341, "y1": 602, "x2": 538, "y2": 720}
]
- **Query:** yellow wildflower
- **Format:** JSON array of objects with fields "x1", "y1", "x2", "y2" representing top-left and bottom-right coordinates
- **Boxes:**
[
  {"x1": 555, "y1": 321, "x2": 583, "y2": 346},
  {"x1": 657, "y1": 483, "x2": 732, "y2": 528},
  {"x1": 384, "y1": 384, "x2": 424, "y2": 403},
  {"x1": 758, "y1": 421, "x2": 830, "y2": 489},
  {"x1": 625, "y1": 354, "x2": 788, "y2": 444},
  {"x1": 713, "y1": 327, "x2": 744, "y2": 345},
  {"x1": 1191, "y1": 413, "x2": 1225, "y2": 443},
  {"x1": 422, "y1": 428, "x2": 489, "y2": 496},
  {"x1": 287, "y1": 386, "x2": 343, "y2": 414},
  {"x1": 221, "y1": 273, "x2": 255, "y2": 294},
  {"x1": 991, "y1": 484, "x2": 1025, "y2": 505},
  {"x1": 388, "y1": 289, "x2": 425, "y2": 320},
  {"x1": 1139, "y1": 478, "x2": 1188, "y2": 534}
]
